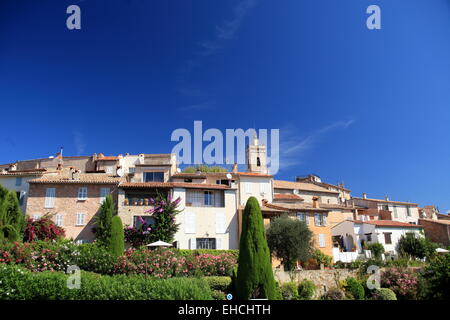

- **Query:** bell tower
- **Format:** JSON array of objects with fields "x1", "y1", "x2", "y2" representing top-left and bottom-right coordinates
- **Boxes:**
[{"x1": 246, "y1": 134, "x2": 267, "y2": 173}]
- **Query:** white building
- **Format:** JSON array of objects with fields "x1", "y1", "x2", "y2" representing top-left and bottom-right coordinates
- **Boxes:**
[{"x1": 332, "y1": 219, "x2": 423, "y2": 256}]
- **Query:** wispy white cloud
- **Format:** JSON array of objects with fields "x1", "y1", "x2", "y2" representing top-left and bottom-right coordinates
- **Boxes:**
[
  {"x1": 199, "y1": 0, "x2": 257, "y2": 56},
  {"x1": 177, "y1": 0, "x2": 258, "y2": 111},
  {"x1": 279, "y1": 120, "x2": 355, "y2": 171},
  {"x1": 73, "y1": 131, "x2": 86, "y2": 156}
]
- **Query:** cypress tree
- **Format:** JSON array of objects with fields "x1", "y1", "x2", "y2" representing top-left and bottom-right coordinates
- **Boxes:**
[
  {"x1": 236, "y1": 197, "x2": 278, "y2": 300},
  {"x1": 94, "y1": 194, "x2": 114, "y2": 246},
  {"x1": 109, "y1": 215, "x2": 124, "y2": 256},
  {"x1": 0, "y1": 186, "x2": 25, "y2": 242}
]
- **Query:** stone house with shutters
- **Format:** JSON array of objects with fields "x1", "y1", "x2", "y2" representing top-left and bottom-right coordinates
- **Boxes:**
[{"x1": 26, "y1": 167, "x2": 122, "y2": 243}]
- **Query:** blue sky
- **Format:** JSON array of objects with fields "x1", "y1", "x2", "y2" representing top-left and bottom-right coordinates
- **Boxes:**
[{"x1": 1, "y1": 0, "x2": 449, "y2": 212}]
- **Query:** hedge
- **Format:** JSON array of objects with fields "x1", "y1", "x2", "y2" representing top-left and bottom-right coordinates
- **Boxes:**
[{"x1": 0, "y1": 264, "x2": 213, "y2": 300}]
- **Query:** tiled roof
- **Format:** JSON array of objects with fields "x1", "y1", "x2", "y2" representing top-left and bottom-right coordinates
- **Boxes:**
[
  {"x1": 120, "y1": 182, "x2": 231, "y2": 190},
  {"x1": 0, "y1": 169, "x2": 48, "y2": 176},
  {"x1": 263, "y1": 202, "x2": 330, "y2": 212},
  {"x1": 360, "y1": 220, "x2": 423, "y2": 228},
  {"x1": 274, "y1": 180, "x2": 339, "y2": 194},
  {"x1": 235, "y1": 172, "x2": 273, "y2": 178},
  {"x1": 273, "y1": 193, "x2": 304, "y2": 201},
  {"x1": 352, "y1": 197, "x2": 418, "y2": 206},
  {"x1": 97, "y1": 156, "x2": 118, "y2": 161},
  {"x1": 419, "y1": 218, "x2": 450, "y2": 225},
  {"x1": 29, "y1": 172, "x2": 123, "y2": 184}
]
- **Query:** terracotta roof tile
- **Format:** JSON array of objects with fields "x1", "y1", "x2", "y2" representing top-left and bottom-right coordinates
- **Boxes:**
[
  {"x1": 274, "y1": 180, "x2": 339, "y2": 194},
  {"x1": 352, "y1": 197, "x2": 418, "y2": 206},
  {"x1": 274, "y1": 193, "x2": 304, "y2": 201}
]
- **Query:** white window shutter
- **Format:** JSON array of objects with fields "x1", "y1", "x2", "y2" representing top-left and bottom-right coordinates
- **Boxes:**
[
  {"x1": 319, "y1": 234, "x2": 326, "y2": 248},
  {"x1": 190, "y1": 238, "x2": 197, "y2": 249},
  {"x1": 245, "y1": 182, "x2": 251, "y2": 194},
  {"x1": 184, "y1": 212, "x2": 196, "y2": 234},
  {"x1": 216, "y1": 238, "x2": 222, "y2": 250},
  {"x1": 323, "y1": 214, "x2": 327, "y2": 226},
  {"x1": 216, "y1": 212, "x2": 226, "y2": 234},
  {"x1": 45, "y1": 188, "x2": 55, "y2": 208}
]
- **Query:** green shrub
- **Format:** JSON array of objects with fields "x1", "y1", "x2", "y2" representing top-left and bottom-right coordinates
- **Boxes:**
[
  {"x1": 344, "y1": 277, "x2": 365, "y2": 300},
  {"x1": 176, "y1": 249, "x2": 239, "y2": 259},
  {"x1": 0, "y1": 264, "x2": 213, "y2": 300},
  {"x1": 372, "y1": 288, "x2": 397, "y2": 300},
  {"x1": 204, "y1": 276, "x2": 232, "y2": 292},
  {"x1": 280, "y1": 282, "x2": 299, "y2": 300},
  {"x1": 367, "y1": 243, "x2": 385, "y2": 260},
  {"x1": 321, "y1": 288, "x2": 345, "y2": 300},
  {"x1": 298, "y1": 279, "x2": 316, "y2": 300},
  {"x1": 74, "y1": 243, "x2": 117, "y2": 275},
  {"x1": 108, "y1": 216, "x2": 124, "y2": 256},
  {"x1": 419, "y1": 253, "x2": 450, "y2": 300},
  {"x1": 211, "y1": 290, "x2": 226, "y2": 300},
  {"x1": 312, "y1": 249, "x2": 332, "y2": 267}
]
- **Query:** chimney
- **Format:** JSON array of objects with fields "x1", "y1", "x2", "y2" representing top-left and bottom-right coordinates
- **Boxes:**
[
  {"x1": 232, "y1": 163, "x2": 238, "y2": 173},
  {"x1": 362, "y1": 193, "x2": 367, "y2": 199},
  {"x1": 56, "y1": 163, "x2": 63, "y2": 171},
  {"x1": 73, "y1": 169, "x2": 80, "y2": 181},
  {"x1": 312, "y1": 196, "x2": 320, "y2": 208},
  {"x1": 9, "y1": 163, "x2": 17, "y2": 171}
]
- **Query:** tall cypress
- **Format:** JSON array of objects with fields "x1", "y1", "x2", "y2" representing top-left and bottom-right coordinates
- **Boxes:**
[
  {"x1": 236, "y1": 197, "x2": 278, "y2": 299},
  {"x1": 94, "y1": 194, "x2": 114, "y2": 246},
  {"x1": 109, "y1": 215, "x2": 124, "y2": 256},
  {"x1": 0, "y1": 186, "x2": 25, "y2": 242}
]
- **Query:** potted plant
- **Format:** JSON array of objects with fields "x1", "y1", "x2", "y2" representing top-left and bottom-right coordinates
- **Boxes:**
[
  {"x1": 124, "y1": 198, "x2": 129, "y2": 206},
  {"x1": 144, "y1": 198, "x2": 149, "y2": 206}
]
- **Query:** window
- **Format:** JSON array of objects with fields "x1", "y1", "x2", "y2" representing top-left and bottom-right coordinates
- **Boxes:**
[
  {"x1": 393, "y1": 206, "x2": 398, "y2": 218},
  {"x1": 76, "y1": 213, "x2": 85, "y2": 226},
  {"x1": 44, "y1": 188, "x2": 56, "y2": 208},
  {"x1": 77, "y1": 187, "x2": 88, "y2": 200},
  {"x1": 318, "y1": 234, "x2": 326, "y2": 248},
  {"x1": 259, "y1": 183, "x2": 268, "y2": 195},
  {"x1": 144, "y1": 172, "x2": 164, "y2": 182},
  {"x1": 256, "y1": 157, "x2": 261, "y2": 167},
  {"x1": 129, "y1": 167, "x2": 135, "y2": 174},
  {"x1": 100, "y1": 188, "x2": 110, "y2": 203},
  {"x1": 15, "y1": 177, "x2": 22, "y2": 186},
  {"x1": 296, "y1": 212, "x2": 309, "y2": 225},
  {"x1": 184, "y1": 178, "x2": 193, "y2": 183},
  {"x1": 314, "y1": 213, "x2": 326, "y2": 226},
  {"x1": 133, "y1": 216, "x2": 155, "y2": 228},
  {"x1": 204, "y1": 191, "x2": 214, "y2": 206},
  {"x1": 186, "y1": 191, "x2": 203, "y2": 206},
  {"x1": 383, "y1": 204, "x2": 389, "y2": 211},
  {"x1": 55, "y1": 214, "x2": 63, "y2": 227},
  {"x1": 365, "y1": 233, "x2": 372, "y2": 242},
  {"x1": 406, "y1": 206, "x2": 411, "y2": 217},
  {"x1": 196, "y1": 238, "x2": 216, "y2": 249},
  {"x1": 384, "y1": 232, "x2": 392, "y2": 244}
]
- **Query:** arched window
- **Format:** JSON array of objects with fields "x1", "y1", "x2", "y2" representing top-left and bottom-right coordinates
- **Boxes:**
[{"x1": 256, "y1": 157, "x2": 261, "y2": 167}]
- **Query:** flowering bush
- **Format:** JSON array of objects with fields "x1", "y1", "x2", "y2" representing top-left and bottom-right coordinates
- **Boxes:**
[
  {"x1": 124, "y1": 193, "x2": 181, "y2": 247},
  {"x1": 113, "y1": 247, "x2": 236, "y2": 278},
  {"x1": 23, "y1": 215, "x2": 65, "y2": 242},
  {"x1": 0, "y1": 240, "x2": 78, "y2": 272},
  {"x1": 381, "y1": 268, "x2": 419, "y2": 300}
]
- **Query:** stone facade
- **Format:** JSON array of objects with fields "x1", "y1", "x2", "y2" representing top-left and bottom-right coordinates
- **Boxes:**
[
  {"x1": 419, "y1": 218, "x2": 450, "y2": 246},
  {"x1": 27, "y1": 182, "x2": 118, "y2": 242},
  {"x1": 273, "y1": 268, "x2": 359, "y2": 297}
]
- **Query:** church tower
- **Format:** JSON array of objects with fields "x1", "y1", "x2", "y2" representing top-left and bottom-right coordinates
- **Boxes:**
[{"x1": 246, "y1": 134, "x2": 268, "y2": 174}]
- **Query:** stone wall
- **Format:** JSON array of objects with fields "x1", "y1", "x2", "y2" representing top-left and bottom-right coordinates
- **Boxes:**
[{"x1": 273, "y1": 268, "x2": 359, "y2": 297}]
